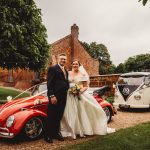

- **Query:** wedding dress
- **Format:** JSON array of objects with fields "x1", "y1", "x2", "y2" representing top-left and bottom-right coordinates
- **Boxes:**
[{"x1": 61, "y1": 75, "x2": 115, "y2": 139}]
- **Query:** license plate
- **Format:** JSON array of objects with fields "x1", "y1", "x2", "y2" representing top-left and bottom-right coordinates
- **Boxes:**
[{"x1": 119, "y1": 104, "x2": 130, "y2": 108}]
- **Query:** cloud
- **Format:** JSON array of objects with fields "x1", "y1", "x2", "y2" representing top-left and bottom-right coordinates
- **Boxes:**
[{"x1": 35, "y1": 0, "x2": 150, "y2": 65}]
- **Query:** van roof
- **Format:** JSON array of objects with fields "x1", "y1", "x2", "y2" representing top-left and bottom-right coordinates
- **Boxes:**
[{"x1": 121, "y1": 72, "x2": 150, "y2": 77}]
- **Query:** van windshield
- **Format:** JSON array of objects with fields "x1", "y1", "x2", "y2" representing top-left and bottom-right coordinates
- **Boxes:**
[{"x1": 117, "y1": 76, "x2": 144, "y2": 86}]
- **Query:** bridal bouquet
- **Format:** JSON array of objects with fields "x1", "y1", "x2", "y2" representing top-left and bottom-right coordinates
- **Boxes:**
[{"x1": 69, "y1": 83, "x2": 81, "y2": 100}]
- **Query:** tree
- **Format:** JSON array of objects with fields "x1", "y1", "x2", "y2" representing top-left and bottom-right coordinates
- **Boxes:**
[
  {"x1": 107, "y1": 64, "x2": 116, "y2": 74},
  {"x1": 0, "y1": 0, "x2": 50, "y2": 71},
  {"x1": 139, "y1": 0, "x2": 148, "y2": 6},
  {"x1": 124, "y1": 54, "x2": 150, "y2": 72},
  {"x1": 115, "y1": 63, "x2": 125, "y2": 73},
  {"x1": 81, "y1": 41, "x2": 112, "y2": 74}
]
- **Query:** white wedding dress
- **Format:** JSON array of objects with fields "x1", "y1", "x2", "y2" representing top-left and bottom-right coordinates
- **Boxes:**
[{"x1": 61, "y1": 75, "x2": 115, "y2": 139}]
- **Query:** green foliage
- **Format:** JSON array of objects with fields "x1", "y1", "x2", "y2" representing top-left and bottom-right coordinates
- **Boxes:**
[
  {"x1": 107, "y1": 64, "x2": 116, "y2": 74},
  {"x1": 115, "y1": 54, "x2": 150, "y2": 73},
  {"x1": 124, "y1": 54, "x2": 150, "y2": 72},
  {"x1": 59, "y1": 122, "x2": 150, "y2": 150},
  {"x1": 81, "y1": 41, "x2": 114, "y2": 74},
  {"x1": 115, "y1": 63, "x2": 126, "y2": 73},
  {"x1": 0, "y1": 0, "x2": 50, "y2": 71},
  {"x1": 139, "y1": 0, "x2": 148, "y2": 6}
]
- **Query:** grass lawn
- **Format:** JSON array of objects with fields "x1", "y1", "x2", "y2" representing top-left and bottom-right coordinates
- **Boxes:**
[
  {"x1": 58, "y1": 122, "x2": 150, "y2": 150},
  {"x1": 0, "y1": 87, "x2": 29, "y2": 103}
]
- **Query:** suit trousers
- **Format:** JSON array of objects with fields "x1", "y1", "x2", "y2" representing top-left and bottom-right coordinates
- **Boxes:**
[{"x1": 44, "y1": 91, "x2": 67, "y2": 137}]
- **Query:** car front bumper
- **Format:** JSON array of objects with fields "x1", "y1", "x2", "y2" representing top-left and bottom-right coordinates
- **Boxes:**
[{"x1": 0, "y1": 127, "x2": 14, "y2": 138}]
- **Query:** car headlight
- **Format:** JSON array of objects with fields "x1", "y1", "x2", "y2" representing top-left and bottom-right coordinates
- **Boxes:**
[{"x1": 6, "y1": 115, "x2": 15, "y2": 128}]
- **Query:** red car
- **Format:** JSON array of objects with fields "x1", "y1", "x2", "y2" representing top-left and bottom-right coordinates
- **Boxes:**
[{"x1": 0, "y1": 82, "x2": 115, "y2": 139}]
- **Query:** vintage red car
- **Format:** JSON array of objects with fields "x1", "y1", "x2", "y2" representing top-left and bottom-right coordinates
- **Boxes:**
[{"x1": 0, "y1": 82, "x2": 115, "y2": 139}]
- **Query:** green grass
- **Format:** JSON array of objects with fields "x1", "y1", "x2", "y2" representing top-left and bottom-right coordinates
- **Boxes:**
[
  {"x1": 0, "y1": 87, "x2": 29, "y2": 103},
  {"x1": 58, "y1": 122, "x2": 150, "y2": 150}
]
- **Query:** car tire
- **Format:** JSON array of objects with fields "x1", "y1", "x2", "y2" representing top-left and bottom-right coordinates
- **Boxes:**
[
  {"x1": 103, "y1": 107, "x2": 112, "y2": 123},
  {"x1": 23, "y1": 117, "x2": 43, "y2": 140}
]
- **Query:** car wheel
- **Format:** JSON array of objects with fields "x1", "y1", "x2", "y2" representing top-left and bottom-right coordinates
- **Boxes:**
[
  {"x1": 23, "y1": 117, "x2": 43, "y2": 139},
  {"x1": 103, "y1": 107, "x2": 112, "y2": 123}
]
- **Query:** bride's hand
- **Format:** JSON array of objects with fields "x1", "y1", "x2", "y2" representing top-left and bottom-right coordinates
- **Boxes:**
[
  {"x1": 80, "y1": 88, "x2": 87, "y2": 94},
  {"x1": 80, "y1": 81, "x2": 88, "y2": 93}
]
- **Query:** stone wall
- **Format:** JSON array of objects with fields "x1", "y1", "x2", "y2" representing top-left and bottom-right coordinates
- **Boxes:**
[{"x1": 90, "y1": 74, "x2": 120, "y2": 96}]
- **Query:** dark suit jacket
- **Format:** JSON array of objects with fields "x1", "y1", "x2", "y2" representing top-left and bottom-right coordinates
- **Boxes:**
[{"x1": 47, "y1": 64, "x2": 69, "y2": 100}]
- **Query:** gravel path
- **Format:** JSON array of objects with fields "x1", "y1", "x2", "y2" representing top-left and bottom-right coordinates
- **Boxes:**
[{"x1": 0, "y1": 109, "x2": 150, "y2": 150}]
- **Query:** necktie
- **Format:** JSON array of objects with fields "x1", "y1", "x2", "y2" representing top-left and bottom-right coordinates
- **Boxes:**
[{"x1": 61, "y1": 67, "x2": 67, "y2": 79}]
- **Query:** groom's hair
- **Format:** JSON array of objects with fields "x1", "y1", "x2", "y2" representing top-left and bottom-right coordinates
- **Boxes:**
[{"x1": 58, "y1": 53, "x2": 67, "y2": 57}]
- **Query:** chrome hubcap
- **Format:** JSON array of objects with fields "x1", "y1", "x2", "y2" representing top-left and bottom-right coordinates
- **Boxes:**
[{"x1": 25, "y1": 117, "x2": 43, "y2": 139}]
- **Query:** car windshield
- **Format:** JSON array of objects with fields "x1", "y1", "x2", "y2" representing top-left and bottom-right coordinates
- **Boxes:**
[
  {"x1": 13, "y1": 83, "x2": 47, "y2": 100},
  {"x1": 117, "y1": 76, "x2": 145, "y2": 86},
  {"x1": 31, "y1": 83, "x2": 47, "y2": 96}
]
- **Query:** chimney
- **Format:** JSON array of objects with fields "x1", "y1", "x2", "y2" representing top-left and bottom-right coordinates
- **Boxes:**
[
  {"x1": 71, "y1": 24, "x2": 79, "y2": 39},
  {"x1": 71, "y1": 24, "x2": 79, "y2": 59}
]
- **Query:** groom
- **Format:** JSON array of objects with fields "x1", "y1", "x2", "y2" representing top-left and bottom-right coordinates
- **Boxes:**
[{"x1": 44, "y1": 53, "x2": 69, "y2": 143}]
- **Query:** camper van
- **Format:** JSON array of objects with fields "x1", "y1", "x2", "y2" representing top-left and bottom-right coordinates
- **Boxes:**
[{"x1": 113, "y1": 72, "x2": 150, "y2": 109}]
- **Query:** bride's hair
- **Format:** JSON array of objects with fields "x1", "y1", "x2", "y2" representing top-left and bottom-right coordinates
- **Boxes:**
[
  {"x1": 71, "y1": 59, "x2": 81, "y2": 66},
  {"x1": 71, "y1": 59, "x2": 90, "y2": 84}
]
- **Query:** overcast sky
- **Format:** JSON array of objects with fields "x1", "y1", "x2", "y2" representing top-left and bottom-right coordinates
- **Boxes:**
[{"x1": 35, "y1": 0, "x2": 150, "y2": 65}]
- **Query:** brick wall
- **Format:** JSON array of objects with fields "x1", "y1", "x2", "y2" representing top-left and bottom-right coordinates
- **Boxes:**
[
  {"x1": 73, "y1": 40, "x2": 99, "y2": 75},
  {"x1": 0, "y1": 68, "x2": 8, "y2": 82},
  {"x1": 0, "y1": 68, "x2": 35, "y2": 89},
  {"x1": 51, "y1": 35, "x2": 72, "y2": 70},
  {"x1": 90, "y1": 74, "x2": 120, "y2": 96}
]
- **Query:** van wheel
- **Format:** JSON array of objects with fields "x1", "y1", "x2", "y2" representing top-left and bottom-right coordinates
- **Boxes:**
[
  {"x1": 23, "y1": 117, "x2": 43, "y2": 140},
  {"x1": 103, "y1": 107, "x2": 112, "y2": 123}
]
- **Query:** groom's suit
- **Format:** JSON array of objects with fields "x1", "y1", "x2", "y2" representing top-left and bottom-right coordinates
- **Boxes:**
[{"x1": 45, "y1": 64, "x2": 69, "y2": 138}]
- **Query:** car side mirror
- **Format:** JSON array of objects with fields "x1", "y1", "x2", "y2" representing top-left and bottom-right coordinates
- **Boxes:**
[{"x1": 7, "y1": 96, "x2": 12, "y2": 102}]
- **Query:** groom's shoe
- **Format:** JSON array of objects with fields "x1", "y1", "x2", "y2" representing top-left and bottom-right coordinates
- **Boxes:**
[
  {"x1": 53, "y1": 132, "x2": 64, "y2": 141},
  {"x1": 44, "y1": 136, "x2": 53, "y2": 143}
]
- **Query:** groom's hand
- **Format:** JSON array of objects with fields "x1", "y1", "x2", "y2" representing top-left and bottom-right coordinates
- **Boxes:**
[{"x1": 51, "y1": 96, "x2": 57, "y2": 105}]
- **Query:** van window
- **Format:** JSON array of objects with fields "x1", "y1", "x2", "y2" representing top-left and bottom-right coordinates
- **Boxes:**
[{"x1": 118, "y1": 76, "x2": 144, "y2": 86}]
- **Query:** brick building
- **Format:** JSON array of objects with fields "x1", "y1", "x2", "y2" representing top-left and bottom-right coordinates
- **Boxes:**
[
  {"x1": 51, "y1": 24, "x2": 99, "y2": 76},
  {"x1": 0, "y1": 24, "x2": 99, "y2": 89}
]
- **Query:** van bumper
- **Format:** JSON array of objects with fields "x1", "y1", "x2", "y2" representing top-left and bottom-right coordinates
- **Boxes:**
[{"x1": 113, "y1": 103, "x2": 150, "y2": 109}]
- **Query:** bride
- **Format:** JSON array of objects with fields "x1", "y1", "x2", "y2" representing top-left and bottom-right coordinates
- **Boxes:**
[{"x1": 61, "y1": 59, "x2": 115, "y2": 139}]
